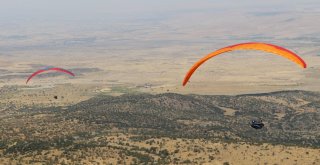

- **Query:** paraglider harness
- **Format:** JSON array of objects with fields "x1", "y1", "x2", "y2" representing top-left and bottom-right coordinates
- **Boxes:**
[{"x1": 250, "y1": 119, "x2": 264, "y2": 129}]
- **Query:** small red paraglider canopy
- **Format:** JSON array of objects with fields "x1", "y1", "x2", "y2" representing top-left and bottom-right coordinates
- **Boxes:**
[{"x1": 26, "y1": 67, "x2": 75, "y2": 84}]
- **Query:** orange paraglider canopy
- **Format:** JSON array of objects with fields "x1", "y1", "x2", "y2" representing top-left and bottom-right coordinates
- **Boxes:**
[{"x1": 182, "y1": 42, "x2": 307, "y2": 86}]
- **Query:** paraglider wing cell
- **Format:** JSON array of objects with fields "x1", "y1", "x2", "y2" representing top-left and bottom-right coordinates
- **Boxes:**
[{"x1": 50, "y1": 68, "x2": 75, "y2": 77}]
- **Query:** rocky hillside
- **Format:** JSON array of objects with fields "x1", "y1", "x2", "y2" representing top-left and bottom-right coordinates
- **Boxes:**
[{"x1": 42, "y1": 90, "x2": 320, "y2": 148}]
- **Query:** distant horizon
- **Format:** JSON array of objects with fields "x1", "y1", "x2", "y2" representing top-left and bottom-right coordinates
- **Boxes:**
[{"x1": 0, "y1": 0, "x2": 319, "y2": 22}]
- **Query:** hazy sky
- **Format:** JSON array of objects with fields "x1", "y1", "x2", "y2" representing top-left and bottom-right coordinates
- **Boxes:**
[{"x1": 0, "y1": 0, "x2": 319, "y2": 22}]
